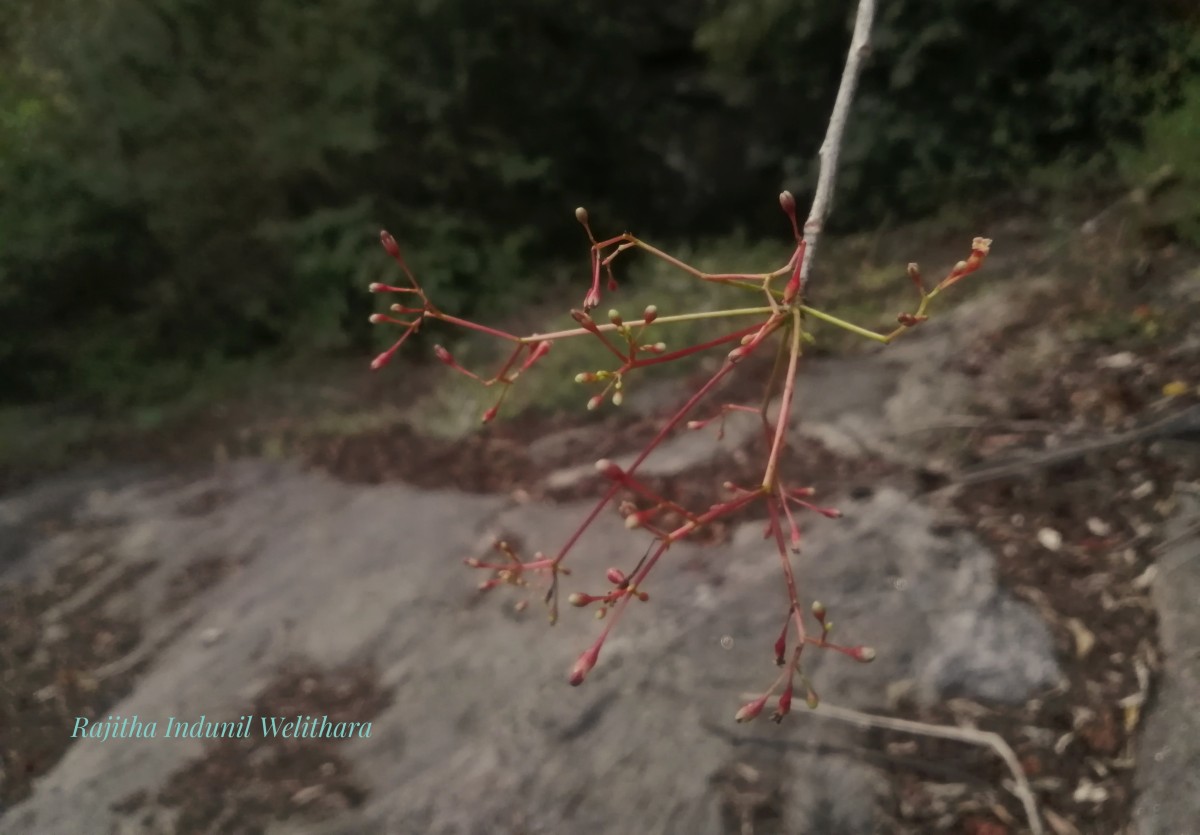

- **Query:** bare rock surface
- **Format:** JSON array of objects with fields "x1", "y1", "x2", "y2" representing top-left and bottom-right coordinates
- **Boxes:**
[
  {"x1": 3, "y1": 454, "x2": 1059, "y2": 834},
  {"x1": 1134, "y1": 491, "x2": 1200, "y2": 835}
]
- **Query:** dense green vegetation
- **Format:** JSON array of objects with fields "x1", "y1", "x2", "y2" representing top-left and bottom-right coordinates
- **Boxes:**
[{"x1": 0, "y1": 1, "x2": 1195, "y2": 407}]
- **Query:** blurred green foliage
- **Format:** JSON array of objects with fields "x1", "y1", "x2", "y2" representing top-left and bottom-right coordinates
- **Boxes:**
[
  {"x1": 1117, "y1": 31, "x2": 1200, "y2": 246},
  {"x1": 0, "y1": 0, "x2": 1194, "y2": 407}
]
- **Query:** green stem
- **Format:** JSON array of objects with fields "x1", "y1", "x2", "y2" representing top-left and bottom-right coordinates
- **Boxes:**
[
  {"x1": 797, "y1": 305, "x2": 889, "y2": 343},
  {"x1": 529, "y1": 306, "x2": 775, "y2": 343}
]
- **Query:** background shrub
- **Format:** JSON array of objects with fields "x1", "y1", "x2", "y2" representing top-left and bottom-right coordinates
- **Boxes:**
[{"x1": 0, "y1": 0, "x2": 1194, "y2": 405}]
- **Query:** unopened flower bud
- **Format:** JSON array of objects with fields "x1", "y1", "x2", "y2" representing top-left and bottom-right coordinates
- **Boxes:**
[
  {"x1": 611, "y1": 392, "x2": 624, "y2": 407},
  {"x1": 595, "y1": 607, "x2": 607, "y2": 620},
  {"x1": 380, "y1": 230, "x2": 402, "y2": 259},
  {"x1": 805, "y1": 685, "x2": 820, "y2": 709},
  {"x1": 433, "y1": 345, "x2": 454, "y2": 365},
  {"x1": 606, "y1": 568, "x2": 627, "y2": 586},
  {"x1": 575, "y1": 207, "x2": 589, "y2": 225},
  {"x1": 643, "y1": 305, "x2": 658, "y2": 324},
  {"x1": 624, "y1": 512, "x2": 643, "y2": 530},
  {"x1": 568, "y1": 592, "x2": 592, "y2": 607},
  {"x1": 772, "y1": 689, "x2": 793, "y2": 724},
  {"x1": 594, "y1": 459, "x2": 623, "y2": 479},
  {"x1": 735, "y1": 694, "x2": 770, "y2": 723},
  {"x1": 481, "y1": 405, "x2": 499, "y2": 424},
  {"x1": 568, "y1": 644, "x2": 601, "y2": 686},
  {"x1": 514, "y1": 600, "x2": 528, "y2": 613},
  {"x1": 608, "y1": 309, "x2": 623, "y2": 326},
  {"x1": 811, "y1": 601, "x2": 827, "y2": 622},
  {"x1": 574, "y1": 372, "x2": 592, "y2": 384},
  {"x1": 851, "y1": 646, "x2": 876, "y2": 663},
  {"x1": 370, "y1": 347, "x2": 398, "y2": 371},
  {"x1": 586, "y1": 395, "x2": 603, "y2": 411},
  {"x1": 907, "y1": 262, "x2": 924, "y2": 293},
  {"x1": 779, "y1": 191, "x2": 797, "y2": 216},
  {"x1": 369, "y1": 313, "x2": 387, "y2": 324}
]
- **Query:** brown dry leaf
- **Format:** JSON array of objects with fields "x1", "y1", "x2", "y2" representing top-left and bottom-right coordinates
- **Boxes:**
[{"x1": 1065, "y1": 618, "x2": 1096, "y2": 659}]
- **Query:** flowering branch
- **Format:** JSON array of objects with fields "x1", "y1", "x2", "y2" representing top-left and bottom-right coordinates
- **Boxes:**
[{"x1": 366, "y1": 0, "x2": 992, "y2": 725}]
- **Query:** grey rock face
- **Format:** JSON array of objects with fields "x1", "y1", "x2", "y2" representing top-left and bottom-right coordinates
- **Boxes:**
[
  {"x1": 1134, "y1": 494, "x2": 1200, "y2": 835},
  {"x1": 3, "y1": 456, "x2": 1059, "y2": 834}
]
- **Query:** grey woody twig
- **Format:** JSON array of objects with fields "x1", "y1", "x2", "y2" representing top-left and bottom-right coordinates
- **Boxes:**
[
  {"x1": 740, "y1": 696, "x2": 1045, "y2": 835},
  {"x1": 799, "y1": 0, "x2": 876, "y2": 294}
]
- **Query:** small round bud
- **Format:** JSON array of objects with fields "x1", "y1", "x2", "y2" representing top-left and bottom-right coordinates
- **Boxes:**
[
  {"x1": 805, "y1": 686, "x2": 820, "y2": 709},
  {"x1": 587, "y1": 395, "x2": 603, "y2": 411},
  {"x1": 735, "y1": 694, "x2": 769, "y2": 723},
  {"x1": 368, "y1": 282, "x2": 385, "y2": 292},
  {"x1": 606, "y1": 568, "x2": 627, "y2": 586},
  {"x1": 811, "y1": 601, "x2": 826, "y2": 620},
  {"x1": 608, "y1": 309, "x2": 623, "y2": 326},
  {"x1": 575, "y1": 207, "x2": 589, "y2": 225},
  {"x1": 643, "y1": 305, "x2": 658, "y2": 324},
  {"x1": 773, "y1": 688, "x2": 793, "y2": 722},
  {"x1": 568, "y1": 592, "x2": 591, "y2": 607},
  {"x1": 611, "y1": 392, "x2": 624, "y2": 407},
  {"x1": 433, "y1": 345, "x2": 454, "y2": 365},
  {"x1": 369, "y1": 313, "x2": 387, "y2": 324},
  {"x1": 574, "y1": 372, "x2": 589, "y2": 384},
  {"x1": 595, "y1": 607, "x2": 607, "y2": 620},
  {"x1": 513, "y1": 600, "x2": 528, "y2": 613},
  {"x1": 779, "y1": 191, "x2": 797, "y2": 216},
  {"x1": 594, "y1": 459, "x2": 623, "y2": 479},
  {"x1": 481, "y1": 405, "x2": 499, "y2": 424},
  {"x1": 852, "y1": 646, "x2": 876, "y2": 663},
  {"x1": 568, "y1": 645, "x2": 601, "y2": 686},
  {"x1": 380, "y1": 230, "x2": 402, "y2": 259}
]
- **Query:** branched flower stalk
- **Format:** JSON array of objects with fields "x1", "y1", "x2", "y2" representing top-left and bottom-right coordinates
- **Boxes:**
[
  {"x1": 369, "y1": 199, "x2": 990, "y2": 715},
  {"x1": 366, "y1": 0, "x2": 991, "y2": 725}
]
